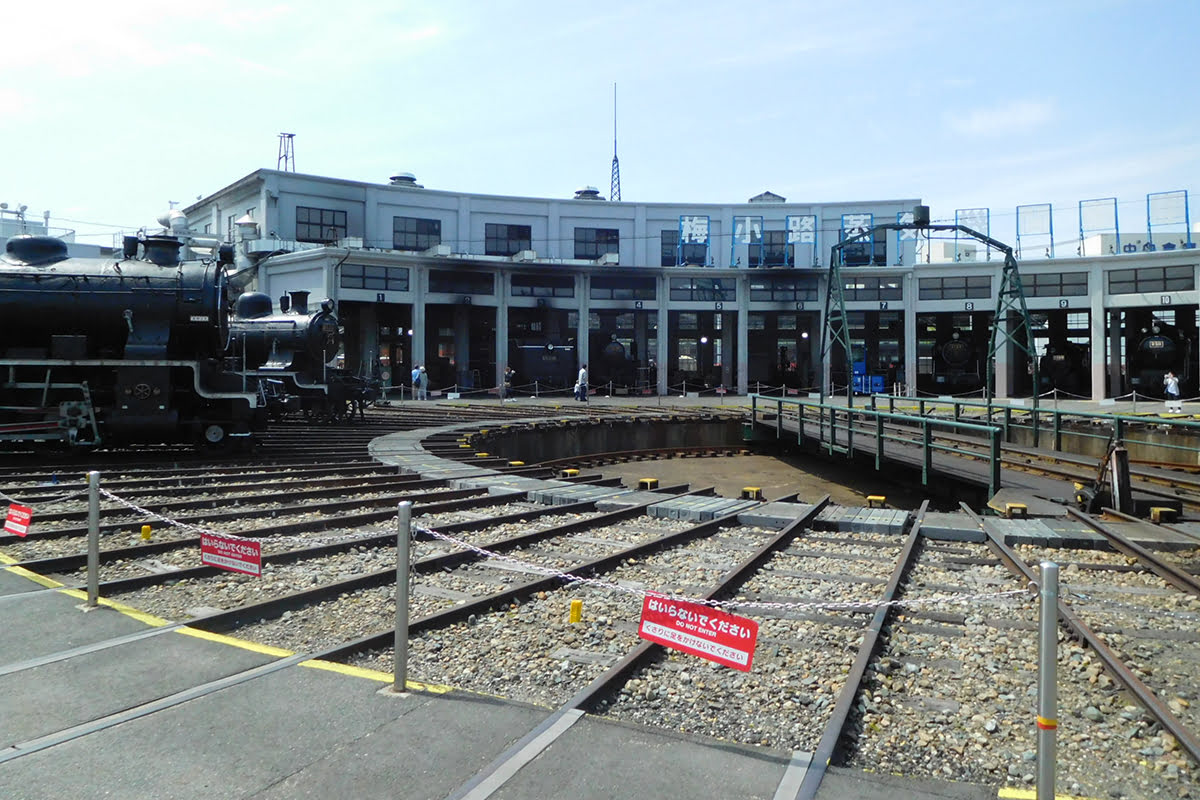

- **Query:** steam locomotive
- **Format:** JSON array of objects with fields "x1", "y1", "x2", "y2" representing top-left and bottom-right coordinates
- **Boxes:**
[
  {"x1": 1038, "y1": 339, "x2": 1088, "y2": 395},
  {"x1": 934, "y1": 330, "x2": 981, "y2": 390},
  {"x1": 0, "y1": 225, "x2": 344, "y2": 449},
  {"x1": 1129, "y1": 318, "x2": 1191, "y2": 398},
  {"x1": 230, "y1": 290, "x2": 375, "y2": 422}
]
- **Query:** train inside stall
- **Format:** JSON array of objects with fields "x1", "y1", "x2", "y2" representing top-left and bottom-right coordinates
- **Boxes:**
[
  {"x1": 1031, "y1": 310, "x2": 1091, "y2": 398},
  {"x1": 587, "y1": 309, "x2": 656, "y2": 395},
  {"x1": 916, "y1": 312, "x2": 989, "y2": 396},
  {"x1": 507, "y1": 307, "x2": 576, "y2": 392},
  {"x1": 1121, "y1": 306, "x2": 1196, "y2": 398}
]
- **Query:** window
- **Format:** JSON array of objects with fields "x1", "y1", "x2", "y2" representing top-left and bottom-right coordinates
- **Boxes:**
[
  {"x1": 512, "y1": 274, "x2": 574, "y2": 298},
  {"x1": 669, "y1": 278, "x2": 735, "y2": 301},
  {"x1": 749, "y1": 230, "x2": 793, "y2": 268},
  {"x1": 918, "y1": 275, "x2": 991, "y2": 300},
  {"x1": 842, "y1": 228, "x2": 888, "y2": 266},
  {"x1": 661, "y1": 229, "x2": 707, "y2": 266},
  {"x1": 429, "y1": 269, "x2": 494, "y2": 295},
  {"x1": 590, "y1": 276, "x2": 656, "y2": 301},
  {"x1": 748, "y1": 276, "x2": 819, "y2": 302},
  {"x1": 296, "y1": 206, "x2": 347, "y2": 244},
  {"x1": 485, "y1": 223, "x2": 531, "y2": 256},
  {"x1": 574, "y1": 227, "x2": 619, "y2": 260},
  {"x1": 1026, "y1": 271, "x2": 1087, "y2": 297},
  {"x1": 393, "y1": 216, "x2": 441, "y2": 251},
  {"x1": 341, "y1": 264, "x2": 409, "y2": 292},
  {"x1": 843, "y1": 276, "x2": 902, "y2": 301},
  {"x1": 1108, "y1": 265, "x2": 1194, "y2": 294}
]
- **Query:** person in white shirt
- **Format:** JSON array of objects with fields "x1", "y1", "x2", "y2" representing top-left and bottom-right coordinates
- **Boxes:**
[
  {"x1": 1164, "y1": 371, "x2": 1180, "y2": 406},
  {"x1": 575, "y1": 364, "x2": 588, "y2": 402}
]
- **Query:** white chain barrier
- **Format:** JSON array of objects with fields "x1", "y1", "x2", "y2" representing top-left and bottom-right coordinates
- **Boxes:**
[
  {"x1": 415, "y1": 525, "x2": 1032, "y2": 614},
  {"x1": 69, "y1": 488, "x2": 1033, "y2": 617},
  {"x1": 97, "y1": 488, "x2": 390, "y2": 549}
]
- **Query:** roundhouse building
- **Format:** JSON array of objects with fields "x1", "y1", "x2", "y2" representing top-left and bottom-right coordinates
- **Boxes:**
[{"x1": 184, "y1": 170, "x2": 1197, "y2": 401}]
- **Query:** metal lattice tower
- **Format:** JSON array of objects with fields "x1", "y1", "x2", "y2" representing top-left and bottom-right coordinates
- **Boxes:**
[
  {"x1": 823, "y1": 207, "x2": 1038, "y2": 416},
  {"x1": 277, "y1": 133, "x2": 296, "y2": 172},
  {"x1": 609, "y1": 84, "x2": 621, "y2": 202}
]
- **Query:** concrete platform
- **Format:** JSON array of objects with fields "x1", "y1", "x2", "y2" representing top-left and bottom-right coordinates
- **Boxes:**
[{"x1": 0, "y1": 566, "x2": 1002, "y2": 800}]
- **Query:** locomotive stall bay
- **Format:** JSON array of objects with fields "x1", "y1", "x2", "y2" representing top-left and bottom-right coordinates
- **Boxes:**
[{"x1": 0, "y1": 218, "x2": 352, "y2": 450}]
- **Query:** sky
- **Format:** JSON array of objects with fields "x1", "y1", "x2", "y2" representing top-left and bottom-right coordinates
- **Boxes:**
[{"x1": 3, "y1": 0, "x2": 1197, "y2": 252}]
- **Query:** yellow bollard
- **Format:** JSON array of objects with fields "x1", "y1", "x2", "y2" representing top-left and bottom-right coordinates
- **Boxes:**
[
  {"x1": 140, "y1": 524, "x2": 152, "y2": 541},
  {"x1": 637, "y1": 478, "x2": 659, "y2": 490},
  {"x1": 569, "y1": 599, "x2": 582, "y2": 623}
]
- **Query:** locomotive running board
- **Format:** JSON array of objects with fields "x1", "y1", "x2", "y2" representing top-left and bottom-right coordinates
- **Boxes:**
[{"x1": 1, "y1": 358, "x2": 259, "y2": 408}]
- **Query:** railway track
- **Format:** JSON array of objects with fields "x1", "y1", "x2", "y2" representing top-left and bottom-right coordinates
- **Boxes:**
[{"x1": 3, "y1": 402, "x2": 1199, "y2": 798}]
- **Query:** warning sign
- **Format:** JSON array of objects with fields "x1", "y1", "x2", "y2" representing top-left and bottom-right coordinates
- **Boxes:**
[
  {"x1": 4, "y1": 504, "x2": 32, "y2": 537},
  {"x1": 637, "y1": 595, "x2": 759, "y2": 672},
  {"x1": 200, "y1": 533, "x2": 262, "y2": 576}
]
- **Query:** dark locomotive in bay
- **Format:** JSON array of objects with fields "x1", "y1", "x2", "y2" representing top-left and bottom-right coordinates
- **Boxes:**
[{"x1": 0, "y1": 224, "x2": 353, "y2": 450}]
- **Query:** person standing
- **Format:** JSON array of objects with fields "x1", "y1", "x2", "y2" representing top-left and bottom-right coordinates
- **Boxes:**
[
  {"x1": 410, "y1": 365, "x2": 421, "y2": 401},
  {"x1": 502, "y1": 365, "x2": 516, "y2": 402},
  {"x1": 1164, "y1": 370, "x2": 1181, "y2": 409},
  {"x1": 417, "y1": 366, "x2": 429, "y2": 401},
  {"x1": 576, "y1": 363, "x2": 588, "y2": 402}
]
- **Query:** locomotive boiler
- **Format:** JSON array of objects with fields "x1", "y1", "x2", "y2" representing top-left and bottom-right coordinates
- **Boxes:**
[{"x1": 0, "y1": 232, "x2": 259, "y2": 448}]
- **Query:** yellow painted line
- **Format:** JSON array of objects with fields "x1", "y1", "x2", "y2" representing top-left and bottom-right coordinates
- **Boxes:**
[
  {"x1": 998, "y1": 788, "x2": 1099, "y2": 800},
  {"x1": 176, "y1": 626, "x2": 295, "y2": 657},
  {"x1": 57, "y1": 589, "x2": 173, "y2": 627},
  {"x1": 0, "y1": 551, "x2": 18, "y2": 565},
  {"x1": 4, "y1": 564, "x2": 64, "y2": 588},
  {"x1": 300, "y1": 659, "x2": 452, "y2": 693}
]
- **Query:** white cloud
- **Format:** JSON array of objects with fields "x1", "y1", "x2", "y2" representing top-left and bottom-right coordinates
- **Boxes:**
[{"x1": 944, "y1": 99, "x2": 1056, "y2": 137}]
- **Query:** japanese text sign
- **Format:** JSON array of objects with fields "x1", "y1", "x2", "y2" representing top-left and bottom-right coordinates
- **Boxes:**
[
  {"x1": 4, "y1": 504, "x2": 32, "y2": 537},
  {"x1": 638, "y1": 595, "x2": 759, "y2": 672},
  {"x1": 200, "y1": 533, "x2": 262, "y2": 576}
]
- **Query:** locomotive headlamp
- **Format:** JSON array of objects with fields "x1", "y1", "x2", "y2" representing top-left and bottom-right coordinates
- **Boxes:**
[{"x1": 1152, "y1": 325, "x2": 1161, "y2": 334}]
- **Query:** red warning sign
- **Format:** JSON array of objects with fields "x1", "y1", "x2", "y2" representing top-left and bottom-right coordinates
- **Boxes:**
[
  {"x1": 638, "y1": 595, "x2": 759, "y2": 671},
  {"x1": 200, "y1": 533, "x2": 262, "y2": 576},
  {"x1": 4, "y1": 504, "x2": 32, "y2": 537}
]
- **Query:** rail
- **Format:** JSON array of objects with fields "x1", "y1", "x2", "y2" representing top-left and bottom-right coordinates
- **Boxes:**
[
  {"x1": 749, "y1": 394, "x2": 1003, "y2": 497},
  {"x1": 866, "y1": 393, "x2": 1200, "y2": 464}
]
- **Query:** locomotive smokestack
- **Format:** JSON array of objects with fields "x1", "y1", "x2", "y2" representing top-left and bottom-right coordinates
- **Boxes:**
[
  {"x1": 142, "y1": 236, "x2": 183, "y2": 267},
  {"x1": 288, "y1": 290, "x2": 310, "y2": 315}
]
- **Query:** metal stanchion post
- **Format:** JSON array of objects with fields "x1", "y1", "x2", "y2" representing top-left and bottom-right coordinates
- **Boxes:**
[
  {"x1": 86, "y1": 470, "x2": 100, "y2": 608},
  {"x1": 1037, "y1": 561, "x2": 1059, "y2": 800},
  {"x1": 393, "y1": 501, "x2": 412, "y2": 692}
]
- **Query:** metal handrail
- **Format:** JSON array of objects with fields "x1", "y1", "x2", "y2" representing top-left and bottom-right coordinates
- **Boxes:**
[
  {"x1": 750, "y1": 394, "x2": 1002, "y2": 497},
  {"x1": 865, "y1": 393, "x2": 1200, "y2": 462}
]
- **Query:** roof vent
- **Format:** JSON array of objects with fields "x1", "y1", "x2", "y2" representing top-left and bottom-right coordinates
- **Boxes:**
[
  {"x1": 389, "y1": 172, "x2": 423, "y2": 188},
  {"x1": 573, "y1": 186, "x2": 604, "y2": 200},
  {"x1": 748, "y1": 191, "x2": 786, "y2": 203}
]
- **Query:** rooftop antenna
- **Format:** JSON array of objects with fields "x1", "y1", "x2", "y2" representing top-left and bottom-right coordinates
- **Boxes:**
[
  {"x1": 609, "y1": 83, "x2": 621, "y2": 202},
  {"x1": 277, "y1": 133, "x2": 296, "y2": 172}
]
